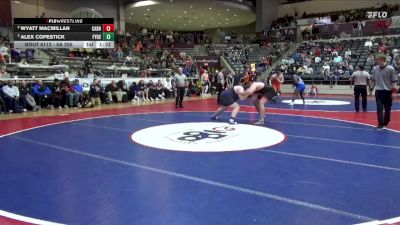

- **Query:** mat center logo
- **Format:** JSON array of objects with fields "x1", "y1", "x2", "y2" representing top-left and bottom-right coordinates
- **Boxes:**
[
  {"x1": 131, "y1": 122, "x2": 285, "y2": 152},
  {"x1": 175, "y1": 126, "x2": 236, "y2": 143}
]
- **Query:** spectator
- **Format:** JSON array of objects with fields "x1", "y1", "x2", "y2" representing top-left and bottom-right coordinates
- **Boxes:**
[
  {"x1": 322, "y1": 62, "x2": 330, "y2": 76},
  {"x1": 19, "y1": 80, "x2": 37, "y2": 111},
  {"x1": 367, "y1": 53, "x2": 375, "y2": 64},
  {"x1": 138, "y1": 80, "x2": 149, "y2": 101},
  {"x1": 334, "y1": 54, "x2": 343, "y2": 63},
  {"x1": 2, "y1": 80, "x2": 25, "y2": 113},
  {"x1": 80, "y1": 92, "x2": 93, "y2": 108},
  {"x1": 33, "y1": 80, "x2": 52, "y2": 109},
  {"x1": 72, "y1": 79, "x2": 84, "y2": 107},
  {"x1": 84, "y1": 56, "x2": 93, "y2": 75},
  {"x1": 105, "y1": 80, "x2": 124, "y2": 103},
  {"x1": 0, "y1": 66, "x2": 9, "y2": 77},
  {"x1": 90, "y1": 79, "x2": 103, "y2": 106},
  {"x1": 155, "y1": 80, "x2": 166, "y2": 100},
  {"x1": 61, "y1": 78, "x2": 81, "y2": 108},
  {"x1": 0, "y1": 94, "x2": 6, "y2": 114},
  {"x1": 147, "y1": 80, "x2": 159, "y2": 101},
  {"x1": 164, "y1": 77, "x2": 173, "y2": 98},
  {"x1": 344, "y1": 49, "x2": 352, "y2": 59},
  {"x1": 365, "y1": 39, "x2": 373, "y2": 49},
  {"x1": 128, "y1": 82, "x2": 141, "y2": 103},
  {"x1": 51, "y1": 79, "x2": 63, "y2": 109},
  {"x1": 314, "y1": 56, "x2": 321, "y2": 63}
]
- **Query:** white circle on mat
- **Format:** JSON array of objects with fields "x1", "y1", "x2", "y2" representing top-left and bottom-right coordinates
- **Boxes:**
[
  {"x1": 131, "y1": 122, "x2": 285, "y2": 152},
  {"x1": 282, "y1": 99, "x2": 351, "y2": 106}
]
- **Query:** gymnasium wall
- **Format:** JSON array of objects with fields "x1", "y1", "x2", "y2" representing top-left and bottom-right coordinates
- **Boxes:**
[
  {"x1": 11, "y1": 0, "x2": 119, "y2": 27},
  {"x1": 277, "y1": 0, "x2": 400, "y2": 17}
]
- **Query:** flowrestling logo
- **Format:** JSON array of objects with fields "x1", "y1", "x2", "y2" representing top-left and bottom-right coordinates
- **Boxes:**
[
  {"x1": 131, "y1": 122, "x2": 285, "y2": 152},
  {"x1": 367, "y1": 11, "x2": 388, "y2": 19}
]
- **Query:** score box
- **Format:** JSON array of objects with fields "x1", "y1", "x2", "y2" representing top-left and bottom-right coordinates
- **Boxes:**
[
  {"x1": 102, "y1": 32, "x2": 114, "y2": 41},
  {"x1": 102, "y1": 24, "x2": 114, "y2": 32}
]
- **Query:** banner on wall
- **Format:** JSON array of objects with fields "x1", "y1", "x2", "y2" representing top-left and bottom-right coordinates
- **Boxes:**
[{"x1": 193, "y1": 56, "x2": 220, "y2": 68}]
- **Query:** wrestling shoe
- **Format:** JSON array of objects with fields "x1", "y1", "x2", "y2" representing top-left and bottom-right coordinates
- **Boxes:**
[
  {"x1": 228, "y1": 118, "x2": 237, "y2": 125},
  {"x1": 211, "y1": 115, "x2": 218, "y2": 120},
  {"x1": 254, "y1": 120, "x2": 265, "y2": 125}
]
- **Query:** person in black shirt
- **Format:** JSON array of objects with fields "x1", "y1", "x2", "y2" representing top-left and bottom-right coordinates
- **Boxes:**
[
  {"x1": 138, "y1": 80, "x2": 149, "y2": 101},
  {"x1": 90, "y1": 79, "x2": 103, "y2": 106},
  {"x1": 84, "y1": 56, "x2": 93, "y2": 75},
  {"x1": 147, "y1": 80, "x2": 159, "y2": 101},
  {"x1": 51, "y1": 79, "x2": 64, "y2": 109}
]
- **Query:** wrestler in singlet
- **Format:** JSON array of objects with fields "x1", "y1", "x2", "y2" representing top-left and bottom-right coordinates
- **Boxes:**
[{"x1": 270, "y1": 71, "x2": 284, "y2": 94}]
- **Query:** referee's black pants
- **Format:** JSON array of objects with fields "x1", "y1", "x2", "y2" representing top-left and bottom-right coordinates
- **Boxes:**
[
  {"x1": 175, "y1": 87, "x2": 185, "y2": 107},
  {"x1": 217, "y1": 83, "x2": 224, "y2": 104},
  {"x1": 354, "y1": 85, "x2": 367, "y2": 112},
  {"x1": 375, "y1": 90, "x2": 392, "y2": 127}
]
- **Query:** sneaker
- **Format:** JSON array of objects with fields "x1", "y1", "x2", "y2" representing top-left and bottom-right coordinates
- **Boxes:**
[
  {"x1": 228, "y1": 119, "x2": 237, "y2": 125},
  {"x1": 150, "y1": 98, "x2": 154, "y2": 101},
  {"x1": 156, "y1": 98, "x2": 160, "y2": 101},
  {"x1": 375, "y1": 126, "x2": 384, "y2": 130},
  {"x1": 289, "y1": 102, "x2": 294, "y2": 106},
  {"x1": 58, "y1": 106, "x2": 62, "y2": 110},
  {"x1": 38, "y1": 106, "x2": 42, "y2": 111},
  {"x1": 8, "y1": 110, "x2": 13, "y2": 113},
  {"x1": 50, "y1": 105, "x2": 55, "y2": 110},
  {"x1": 22, "y1": 109, "x2": 28, "y2": 112},
  {"x1": 211, "y1": 115, "x2": 218, "y2": 120},
  {"x1": 254, "y1": 120, "x2": 265, "y2": 125},
  {"x1": 77, "y1": 103, "x2": 82, "y2": 108},
  {"x1": 64, "y1": 105, "x2": 69, "y2": 109}
]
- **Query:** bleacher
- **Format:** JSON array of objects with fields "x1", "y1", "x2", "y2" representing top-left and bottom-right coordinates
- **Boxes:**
[{"x1": 271, "y1": 35, "x2": 400, "y2": 85}]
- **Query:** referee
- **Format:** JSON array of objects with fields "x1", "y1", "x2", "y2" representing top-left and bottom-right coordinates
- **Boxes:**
[
  {"x1": 370, "y1": 54, "x2": 399, "y2": 130},
  {"x1": 173, "y1": 67, "x2": 187, "y2": 108},
  {"x1": 350, "y1": 65, "x2": 370, "y2": 112}
]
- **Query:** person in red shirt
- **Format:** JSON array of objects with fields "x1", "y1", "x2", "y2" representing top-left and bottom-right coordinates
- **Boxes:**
[{"x1": 269, "y1": 70, "x2": 284, "y2": 103}]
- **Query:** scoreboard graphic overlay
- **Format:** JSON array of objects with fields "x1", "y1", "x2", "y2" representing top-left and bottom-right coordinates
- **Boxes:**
[{"x1": 13, "y1": 18, "x2": 115, "y2": 49}]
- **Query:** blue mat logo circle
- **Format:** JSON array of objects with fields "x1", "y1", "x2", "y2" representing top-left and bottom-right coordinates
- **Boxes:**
[{"x1": 131, "y1": 122, "x2": 285, "y2": 152}]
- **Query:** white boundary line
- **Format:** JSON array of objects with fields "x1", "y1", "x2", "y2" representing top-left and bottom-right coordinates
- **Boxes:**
[
  {"x1": 355, "y1": 216, "x2": 400, "y2": 225},
  {"x1": 0, "y1": 110, "x2": 399, "y2": 224},
  {"x1": 0, "y1": 210, "x2": 65, "y2": 225},
  {"x1": 262, "y1": 150, "x2": 400, "y2": 172},
  {"x1": 9, "y1": 135, "x2": 376, "y2": 223}
]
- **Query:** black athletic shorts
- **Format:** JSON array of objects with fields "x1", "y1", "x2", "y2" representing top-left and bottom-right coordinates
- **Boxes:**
[
  {"x1": 219, "y1": 89, "x2": 239, "y2": 106},
  {"x1": 257, "y1": 85, "x2": 276, "y2": 100}
]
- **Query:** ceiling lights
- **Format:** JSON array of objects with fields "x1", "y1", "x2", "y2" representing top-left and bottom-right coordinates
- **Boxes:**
[{"x1": 131, "y1": 1, "x2": 160, "y2": 8}]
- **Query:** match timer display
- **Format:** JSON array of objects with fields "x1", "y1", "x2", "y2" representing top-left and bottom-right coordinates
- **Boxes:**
[{"x1": 13, "y1": 18, "x2": 115, "y2": 49}]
